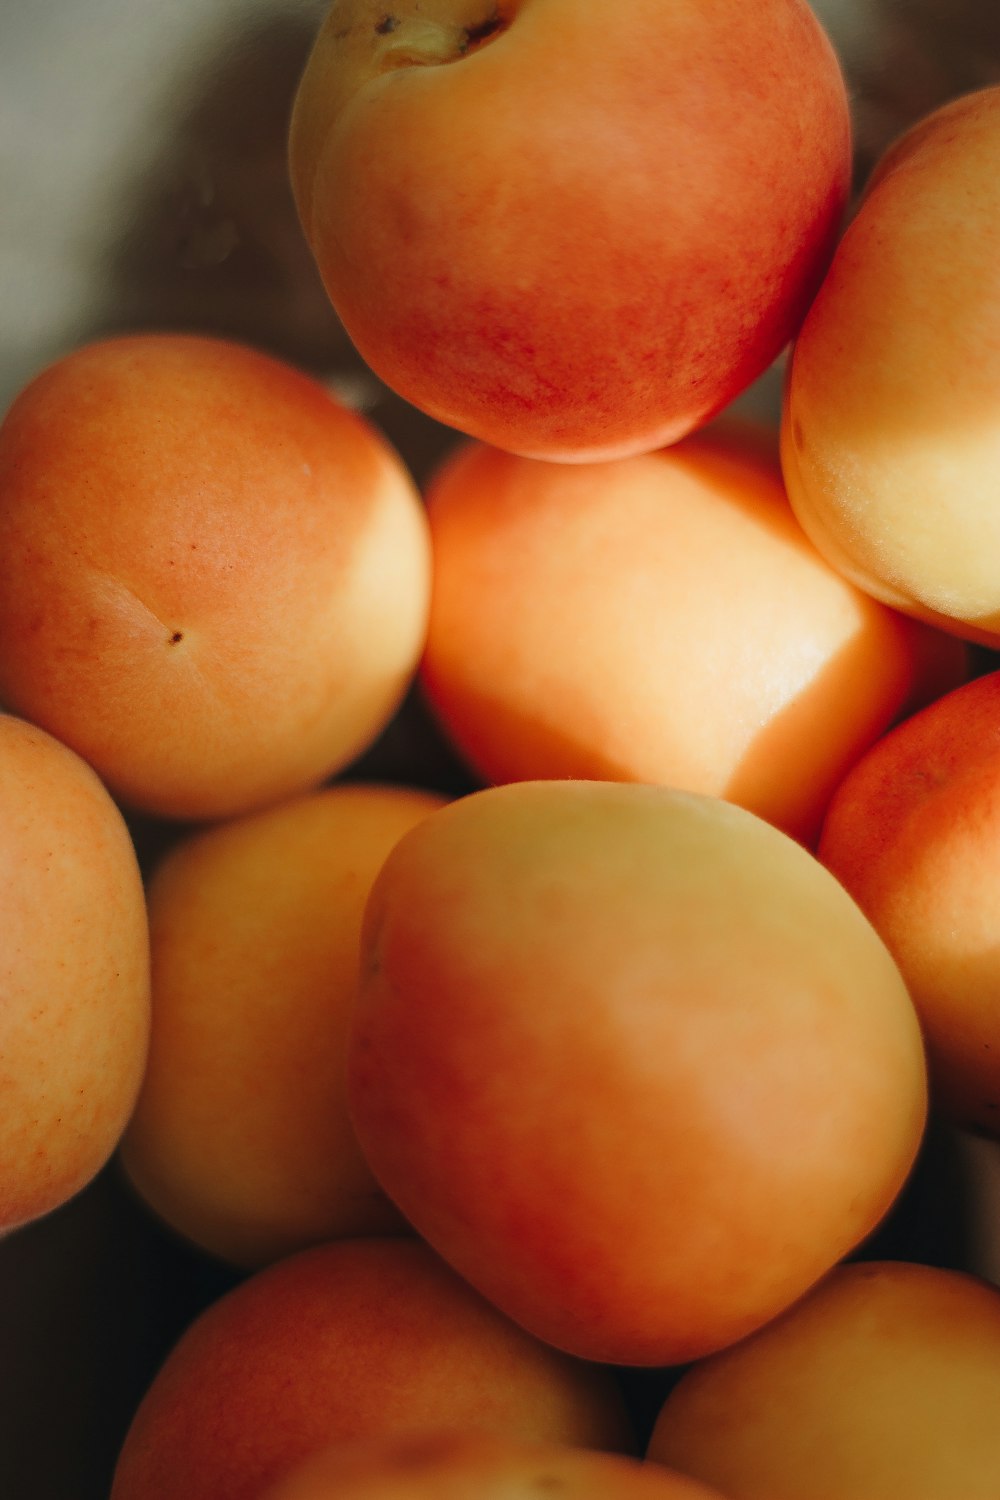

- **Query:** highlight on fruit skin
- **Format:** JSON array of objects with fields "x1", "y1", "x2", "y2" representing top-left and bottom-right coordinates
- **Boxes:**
[
  {"x1": 0, "y1": 331, "x2": 432, "y2": 821},
  {"x1": 782, "y1": 84, "x2": 1000, "y2": 646},
  {"x1": 290, "y1": 0, "x2": 852, "y2": 460},
  {"x1": 418, "y1": 423, "x2": 967, "y2": 847},
  {"x1": 348, "y1": 777, "x2": 928, "y2": 1367}
]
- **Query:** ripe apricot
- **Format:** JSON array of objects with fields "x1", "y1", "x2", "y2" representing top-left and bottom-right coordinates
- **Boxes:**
[
  {"x1": 121, "y1": 782, "x2": 446, "y2": 1266},
  {"x1": 349, "y1": 779, "x2": 927, "y2": 1365},
  {"x1": 0, "y1": 714, "x2": 149, "y2": 1230},
  {"x1": 0, "y1": 333, "x2": 430, "y2": 819},
  {"x1": 420, "y1": 427, "x2": 964, "y2": 845},
  {"x1": 110, "y1": 1238, "x2": 632, "y2": 1500}
]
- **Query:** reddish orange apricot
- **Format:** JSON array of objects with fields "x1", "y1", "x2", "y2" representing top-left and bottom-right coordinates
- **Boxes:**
[
  {"x1": 349, "y1": 780, "x2": 927, "y2": 1366},
  {"x1": 0, "y1": 714, "x2": 149, "y2": 1231},
  {"x1": 110, "y1": 1238, "x2": 632, "y2": 1500},
  {"x1": 420, "y1": 426, "x2": 965, "y2": 845},
  {"x1": 121, "y1": 782, "x2": 446, "y2": 1267},
  {"x1": 0, "y1": 333, "x2": 430, "y2": 819},
  {"x1": 819, "y1": 668, "x2": 1000, "y2": 1135},
  {"x1": 648, "y1": 1260, "x2": 1000, "y2": 1499},
  {"x1": 262, "y1": 1431, "x2": 726, "y2": 1500},
  {"x1": 289, "y1": 0, "x2": 850, "y2": 460}
]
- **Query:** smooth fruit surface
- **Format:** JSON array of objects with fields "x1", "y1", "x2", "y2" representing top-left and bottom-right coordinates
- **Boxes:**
[
  {"x1": 421, "y1": 426, "x2": 966, "y2": 845},
  {"x1": 648, "y1": 1260, "x2": 1000, "y2": 1499},
  {"x1": 0, "y1": 714, "x2": 149, "y2": 1231},
  {"x1": 262, "y1": 1431, "x2": 726, "y2": 1500},
  {"x1": 110, "y1": 1238, "x2": 631, "y2": 1500},
  {"x1": 290, "y1": 0, "x2": 851, "y2": 459},
  {"x1": 782, "y1": 85, "x2": 1000, "y2": 643},
  {"x1": 349, "y1": 779, "x2": 927, "y2": 1365},
  {"x1": 818, "y1": 669, "x2": 1000, "y2": 1135},
  {"x1": 0, "y1": 333, "x2": 431, "y2": 819},
  {"x1": 121, "y1": 782, "x2": 446, "y2": 1267}
]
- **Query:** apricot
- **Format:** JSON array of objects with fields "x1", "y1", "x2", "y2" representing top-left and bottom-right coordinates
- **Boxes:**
[
  {"x1": 420, "y1": 426, "x2": 965, "y2": 845},
  {"x1": 818, "y1": 668, "x2": 1000, "y2": 1136},
  {"x1": 262, "y1": 1431, "x2": 725, "y2": 1500},
  {"x1": 348, "y1": 779, "x2": 927, "y2": 1366},
  {"x1": 110, "y1": 1237, "x2": 632, "y2": 1500},
  {"x1": 289, "y1": 0, "x2": 850, "y2": 460},
  {"x1": 0, "y1": 333, "x2": 431, "y2": 819},
  {"x1": 648, "y1": 1260, "x2": 1000, "y2": 1499},
  {"x1": 782, "y1": 85, "x2": 1000, "y2": 644},
  {"x1": 120, "y1": 782, "x2": 446, "y2": 1267},
  {"x1": 0, "y1": 714, "x2": 149, "y2": 1231}
]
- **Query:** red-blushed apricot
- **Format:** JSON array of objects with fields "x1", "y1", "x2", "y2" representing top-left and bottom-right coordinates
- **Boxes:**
[
  {"x1": 348, "y1": 779, "x2": 927, "y2": 1367},
  {"x1": 262, "y1": 1431, "x2": 726, "y2": 1500},
  {"x1": 120, "y1": 782, "x2": 446, "y2": 1268},
  {"x1": 289, "y1": 0, "x2": 850, "y2": 460},
  {"x1": 0, "y1": 714, "x2": 149, "y2": 1231},
  {"x1": 782, "y1": 86, "x2": 1000, "y2": 645},
  {"x1": 818, "y1": 669, "x2": 1000, "y2": 1136},
  {"x1": 420, "y1": 427, "x2": 966, "y2": 846},
  {"x1": 109, "y1": 1237, "x2": 632, "y2": 1500},
  {"x1": 647, "y1": 1260, "x2": 1000, "y2": 1499},
  {"x1": 0, "y1": 333, "x2": 430, "y2": 819}
]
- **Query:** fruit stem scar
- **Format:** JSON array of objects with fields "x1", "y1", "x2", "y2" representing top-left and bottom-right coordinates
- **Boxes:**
[
  {"x1": 361, "y1": 2, "x2": 511, "y2": 69},
  {"x1": 462, "y1": 10, "x2": 503, "y2": 50}
]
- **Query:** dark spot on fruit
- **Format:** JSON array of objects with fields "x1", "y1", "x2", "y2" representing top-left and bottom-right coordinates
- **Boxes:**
[
  {"x1": 169, "y1": 631, "x2": 183, "y2": 644},
  {"x1": 375, "y1": 14, "x2": 399, "y2": 34},
  {"x1": 463, "y1": 11, "x2": 504, "y2": 51}
]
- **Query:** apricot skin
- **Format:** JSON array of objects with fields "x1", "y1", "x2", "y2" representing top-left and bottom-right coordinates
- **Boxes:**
[
  {"x1": 420, "y1": 428, "x2": 966, "y2": 845},
  {"x1": 0, "y1": 714, "x2": 149, "y2": 1231},
  {"x1": 0, "y1": 333, "x2": 430, "y2": 819},
  {"x1": 818, "y1": 668, "x2": 1000, "y2": 1135},
  {"x1": 782, "y1": 86, "x2": 1000, "y2": 644},
  {"x1": 262, "y1": 1431, "x2": 726, "y2": 1500},
  {"x1": 121, "y1": 782, "x2": 446, "y2": 1268},
  {"x1": 110, "y1": 1238, "x2": 632, "y2": 1500},
  {"x1": 648, "y1": 1261, "x2": 1000, "y2": 1500},
  {"x1": 349, "y1": 780, "x2": 927, "y2": 1366},
  {"x1": 290, "y1": 0, "x2": 851, "y2": 460}
]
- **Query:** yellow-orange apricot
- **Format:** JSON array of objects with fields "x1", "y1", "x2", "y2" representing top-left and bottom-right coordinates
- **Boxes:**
[
  {"x1": 121, "y1": 782, "x2": 446, "y2": 1267},
  {"x1": 782, "y1": 86, "x2": 1000, "y2": 644},
  {"x1": 349, "y1": 779, "x2": 927, "y2": 1366},
  {"x1": 262, "y1": 1431, "x2": 725, "y2": 1500},
  {"x1": 420, "y1": 427, "x2": 965, "y2": 846},
  {"x1": 648, "y1": 1260, "x2": 1000, "y2": 1499},
  {"x1": 0, "y1": 333, "x2": 430, "y2": 819},
  {"x1": 0, "y1": 714, "x2": 149, "y2": 1231},
  {"x1": 110, "y1": 1238, "x2": 632, "y2": 1500}
]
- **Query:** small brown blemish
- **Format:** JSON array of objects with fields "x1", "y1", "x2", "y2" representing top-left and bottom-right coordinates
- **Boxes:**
[
  {"x1": 169, "y1": 631, "x2": 183, "y2": 645},
  {"x1": 463, "y1": 10, "x2": 504, "y2": 50},
  {"x1": 375, "y1": 14, "x2": 399, "y2": 33}
]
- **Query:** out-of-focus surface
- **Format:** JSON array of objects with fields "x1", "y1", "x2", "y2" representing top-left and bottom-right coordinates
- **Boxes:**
[{"x1": 0, "y1": 2, "x2": 998, "y2": 1496}]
